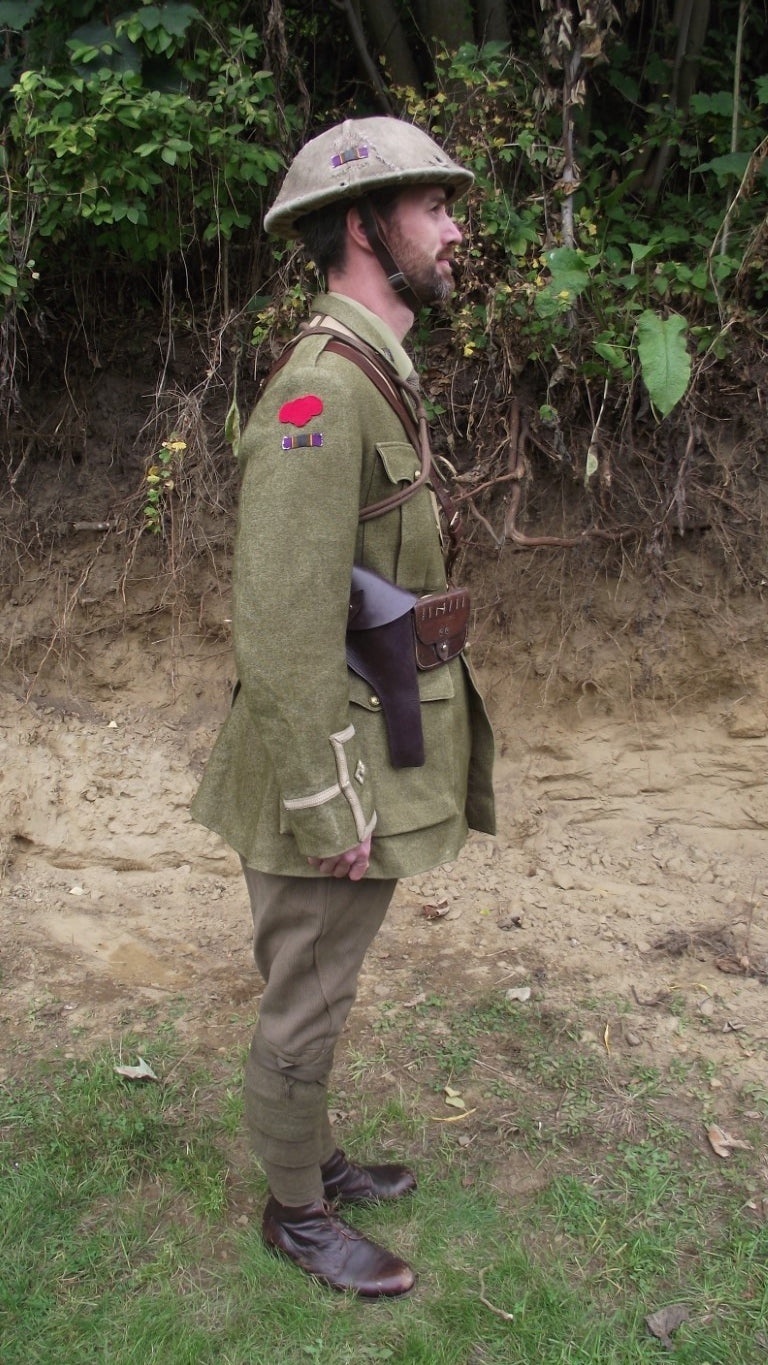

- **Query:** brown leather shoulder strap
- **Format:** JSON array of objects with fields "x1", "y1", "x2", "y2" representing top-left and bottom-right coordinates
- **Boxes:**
[
  {"x1": 322, "y1": 337, "x2": 432, "y2": 522},
  {"x1": 313, "y1": 330, "x2": 462, "y2": 551},
  {"x1": 258, "y1": 323, "x2": 463, "y2": 558}
]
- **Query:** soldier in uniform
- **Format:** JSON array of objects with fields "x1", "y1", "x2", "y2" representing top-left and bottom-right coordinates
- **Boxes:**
[{"x1": 192, "y1": 116, "x2": 495, "y2": 1298}]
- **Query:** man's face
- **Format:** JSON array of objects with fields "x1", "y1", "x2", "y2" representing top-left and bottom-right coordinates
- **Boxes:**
[{"x1": 385, "y1": 186, "x2": 464, "y2": 305}]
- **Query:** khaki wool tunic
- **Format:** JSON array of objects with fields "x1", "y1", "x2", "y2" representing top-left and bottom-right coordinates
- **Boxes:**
[{"x1": 191, "y1": 292, "x2": 495, "y2": 878}]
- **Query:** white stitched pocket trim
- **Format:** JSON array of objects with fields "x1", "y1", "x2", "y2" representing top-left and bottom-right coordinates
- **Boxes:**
[{"x1": 283, "y1": 782, "x2": 341, "y2": 811}]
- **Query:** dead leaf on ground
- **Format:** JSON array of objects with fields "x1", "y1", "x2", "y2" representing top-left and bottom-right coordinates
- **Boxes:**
[
  {"x1": 327, "y1": 1107, "x2": 352, "y2": 1124},
  {"x1": 645, "y1": 1303, "x2": 690, "y2": 1348},
  {"x1": 114, "y1": 1057, "x2": 159, "y2": 1082},
  {"x1": 631, "y1": 986, "x2": 674, "y2": 1008},
  {"x1": 715, "y1": 953, "x2": 750, "y2": 975},
  {"x1": 705, "y1": 1122, "x2": 753, "y2": 1158},
  {"x1": 421, "y1": 899, "x2": 450, "y2": 920},
  {"x1": 444, "y1": 1085, "x2": 467, "y2": 1110}
]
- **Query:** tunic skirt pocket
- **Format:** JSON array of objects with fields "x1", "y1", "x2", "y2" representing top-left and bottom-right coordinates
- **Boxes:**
[{"x1": 348, "y1": 663, "x2": 465, "y2": 836}]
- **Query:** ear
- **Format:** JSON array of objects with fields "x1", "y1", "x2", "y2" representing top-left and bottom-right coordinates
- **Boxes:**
[{"x1": 346, "y1": 203, "x2": 374, "y2": 254}]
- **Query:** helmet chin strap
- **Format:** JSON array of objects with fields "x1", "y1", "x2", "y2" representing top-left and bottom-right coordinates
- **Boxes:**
[{"x1": 357, "y1": 198, "x2": 424, "y2": 314}]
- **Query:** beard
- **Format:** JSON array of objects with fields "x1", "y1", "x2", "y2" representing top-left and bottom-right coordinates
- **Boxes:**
[{"x1": 385, "y1": 228, "x2": 458, "y2": 306}]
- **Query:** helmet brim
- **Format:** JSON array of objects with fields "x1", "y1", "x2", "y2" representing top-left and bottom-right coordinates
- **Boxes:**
[{"x1": 263, "y1": 118, "x2": 474, "y2": 240}]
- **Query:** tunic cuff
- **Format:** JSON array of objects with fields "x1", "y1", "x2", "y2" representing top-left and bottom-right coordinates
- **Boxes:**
[{"x1": 281, "y1": 723, "x2": 377, "y2": 852}]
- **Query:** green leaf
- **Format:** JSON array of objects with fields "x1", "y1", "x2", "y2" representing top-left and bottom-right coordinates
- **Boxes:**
[
  {"x1": 534, "y1": 247, "x2": 591, "y2": 319},
  {"x1": 68, "y1": 22, "x2": 141, "y2": 77},
  {"x1": 544, "y1": 246, "x2": 590, "y2": 295},
  {"x1": 129, "y1": 4, "x2": 199, "y2": 37},
  {"x1": 629, "y1": 241, "x2": 657, "y2": 264},
  {"x1": 0, "y1": 261, "x2": 19, "y2": 295},
  {"x1": 158, "y1": 3, "x2": 201, "y2": 37},
  {"x1": 695, "y1": 152, "x2": 750, "y2": 182},
  {"x1": 635, "y1": 311, "x2": 691, "y2": 418},
  {"x1": 594, "y1": 340, "x2": 628, "y2": 371},
  {"x1": 689, "y1": 91, "x2": 733, "y2": 119}
]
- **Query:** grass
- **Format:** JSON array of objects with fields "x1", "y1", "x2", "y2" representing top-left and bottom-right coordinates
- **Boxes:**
[{"x1": 0, "y1": 1001, "x2": 766, "y2": 1365}]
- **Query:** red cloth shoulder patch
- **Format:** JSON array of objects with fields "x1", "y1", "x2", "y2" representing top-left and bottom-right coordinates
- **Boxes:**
[{"x1": 279, "y1": 394, "x2": 323, "y2": 426}]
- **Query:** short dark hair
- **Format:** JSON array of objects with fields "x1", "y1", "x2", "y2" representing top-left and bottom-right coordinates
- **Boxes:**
[
  {"x1": 298, "y1": 201, "x2": 349, "y2": 279},
  {"x1": 298, "y1": 188, "x2": 403, "y2": 280}
]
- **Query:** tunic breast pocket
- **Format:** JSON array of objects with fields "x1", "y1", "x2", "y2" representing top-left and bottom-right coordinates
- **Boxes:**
[{"x1": 369, "y1": 442, "x2": 443, "y2": 584}]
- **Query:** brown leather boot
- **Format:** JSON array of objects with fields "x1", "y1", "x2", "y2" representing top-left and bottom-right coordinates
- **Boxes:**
[
  {"x1": 321, "y1": 1148, "x2": 417, "y2": 1204},
  {"x1": 262, "y1": 1196, "x2": 415, "y2": 1297}
]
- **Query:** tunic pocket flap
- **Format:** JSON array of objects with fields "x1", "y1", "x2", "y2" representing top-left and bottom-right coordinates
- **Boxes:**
[
  {"x1": 375, "y1": 442, "x2": 420, "y2": 486},
  {"x1": 349, "y1": 665, "x2": 454, "y2": 709}
]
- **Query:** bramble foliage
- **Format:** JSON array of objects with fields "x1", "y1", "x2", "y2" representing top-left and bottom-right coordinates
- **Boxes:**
[
  {"x1": 400, "y1": 38, "x2": 767, "y2": 455},
  {"x1": 0, "y1": 3, "x2": 299, "y2": 310},
  {"x1": 143, "y1": 434, "x2": 186, "y2": 536}
]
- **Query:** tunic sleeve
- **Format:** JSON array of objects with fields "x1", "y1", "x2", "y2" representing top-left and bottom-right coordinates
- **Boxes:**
[{"x1": 232, "y1": 344, "x2": 377, "y2": 856}]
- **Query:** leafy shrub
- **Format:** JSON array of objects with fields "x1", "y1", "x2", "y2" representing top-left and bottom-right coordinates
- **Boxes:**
[
  {"x1": 401, "y1": 41, "x2": 767, "y2": 435},
  {"x1": 1, "y1": 3, "x2": 298, "y2": 307}
]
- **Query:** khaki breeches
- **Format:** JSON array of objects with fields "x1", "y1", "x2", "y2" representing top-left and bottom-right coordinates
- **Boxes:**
[{"x1": 241, "y1": 865, "x2": 396, "y2": 1201}]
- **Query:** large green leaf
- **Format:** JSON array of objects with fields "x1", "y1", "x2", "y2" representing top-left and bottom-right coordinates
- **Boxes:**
[
  {"x1": 129, "y1": 4, "x2": 200, "y2": 37},
  {"x1": 636, "y1": 311, "x2": 691, "y2": 418},
  {"x1": 695, "y1": 151, "x2": 751, "y2": 183}
]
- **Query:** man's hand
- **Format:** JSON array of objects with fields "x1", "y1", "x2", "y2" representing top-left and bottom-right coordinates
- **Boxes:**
[{"x1": 307, "y1": 834, "x2": 372, "y2": 881}]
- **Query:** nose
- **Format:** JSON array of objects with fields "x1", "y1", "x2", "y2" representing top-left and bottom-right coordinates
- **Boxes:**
[{"x1": 444, "y1": 213, "x2": 463, "y2": 245}]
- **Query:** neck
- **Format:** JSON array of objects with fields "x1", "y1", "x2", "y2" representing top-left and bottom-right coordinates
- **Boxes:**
[{"x1": 325, "y1": 269, "x2": 415, "y2": 342}]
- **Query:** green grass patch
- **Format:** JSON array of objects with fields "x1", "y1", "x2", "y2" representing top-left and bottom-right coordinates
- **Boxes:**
[{"x1": 0, "y1": 1014, "x2": 766, "y2": 1364}]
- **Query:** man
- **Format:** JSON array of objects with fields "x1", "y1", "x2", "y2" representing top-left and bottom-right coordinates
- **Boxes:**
[{"x1": 192, "y1": 117, "x2": 495, "y2": 1297}]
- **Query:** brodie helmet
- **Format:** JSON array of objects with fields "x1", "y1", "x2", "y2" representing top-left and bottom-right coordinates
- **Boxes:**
[
  {"x1": 263, "y1": 116, "x2": 473, "y2": 240},
  {"x1": 264, "y1": 117, "x2": 473, "y2": 312}
]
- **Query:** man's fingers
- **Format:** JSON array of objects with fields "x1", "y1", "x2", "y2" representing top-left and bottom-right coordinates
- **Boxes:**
[
  {"x1": 306, "y1": 856, "x2": 370, "y2": 878},
  {"x1": 307, "y1": 835, "x2": 372, "y2": 879}
]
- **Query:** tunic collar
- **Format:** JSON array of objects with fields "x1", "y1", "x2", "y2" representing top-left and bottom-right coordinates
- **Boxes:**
[{"x1": 312, "y1": 293, "x2": 414, "y2": 382}]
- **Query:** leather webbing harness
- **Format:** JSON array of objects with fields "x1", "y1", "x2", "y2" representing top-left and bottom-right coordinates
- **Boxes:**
[{"x1": 263, "y1": 322, "x2": 463, "y2": 566}]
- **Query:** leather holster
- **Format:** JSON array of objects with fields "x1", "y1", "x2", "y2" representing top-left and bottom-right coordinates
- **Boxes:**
[{"x1": 346, "y1": 567, "x2": 423, "y2": 769}]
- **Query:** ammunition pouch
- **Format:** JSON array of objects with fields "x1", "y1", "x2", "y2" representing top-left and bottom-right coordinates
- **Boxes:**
[{"x1": 412, "y1": 589, "x2": 470, "y2": 670}]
